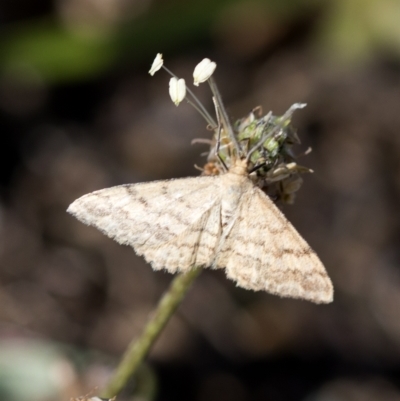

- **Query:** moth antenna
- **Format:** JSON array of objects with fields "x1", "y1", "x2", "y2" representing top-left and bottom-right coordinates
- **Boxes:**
[
  {"x1": 208, "y1": 77, "x2": 241, "y2": 159},
  {"x1": 249, "y1": 162, "x2": 267, "y2": 174},
  {"x1": 212, "y1": 96, "x2": 228, "y2": 172}
]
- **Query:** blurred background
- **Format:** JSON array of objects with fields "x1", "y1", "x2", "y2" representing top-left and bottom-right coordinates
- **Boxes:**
[{"x1": 1, "y1": 0, "x2": 400, "y2": 400}]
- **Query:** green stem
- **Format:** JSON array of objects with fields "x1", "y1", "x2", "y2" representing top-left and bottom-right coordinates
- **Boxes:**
[{"x1": 101, "y1": 267, "x2": 202, "y2": 398}]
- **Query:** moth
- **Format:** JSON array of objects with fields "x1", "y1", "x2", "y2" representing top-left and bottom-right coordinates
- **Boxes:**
[{"x1": 68, "y1": 59, "x2": 333, "y2": 304}]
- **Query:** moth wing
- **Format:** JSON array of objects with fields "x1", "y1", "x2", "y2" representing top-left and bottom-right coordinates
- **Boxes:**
[
  {"x1": 68, "y1": 176, "x2": 223, "y2": 273},
  {"x1": 216, "y1": 186, "x2": 333, "y2": 303}
]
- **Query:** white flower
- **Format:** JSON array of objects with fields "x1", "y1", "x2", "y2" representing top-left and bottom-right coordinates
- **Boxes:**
[
  {"x1": 148, "y1": 53, "x2": 163, "y2": 76},
  {"x1": 193, "y1": 58, "x2": 216, "y2": 86},
  {"x1": 169, "y1": 77, "x2": 186, "y2": 106}
]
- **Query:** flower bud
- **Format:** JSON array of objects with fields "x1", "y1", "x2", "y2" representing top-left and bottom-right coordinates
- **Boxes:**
[
  {"x1": 169, "y1": 77, "x2": 186, "y2": 106},
  {"x1": 193, "y1": 58, "x2": 216, "y2": 86},
  {"x1": 149, "y1": 53, "x2": 163, "y2": 75}
]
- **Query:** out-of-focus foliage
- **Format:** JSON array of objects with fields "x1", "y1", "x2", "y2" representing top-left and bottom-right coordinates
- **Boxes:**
[
  {"x1": 314, "y1": 0, "x2": 400, "y2": 63},
  {"x1": 0, "y1": 20, "x2": 118, "y2": 83},
  {"x1": 3, "y1": 0, "x2": 400, "y2": 84}
]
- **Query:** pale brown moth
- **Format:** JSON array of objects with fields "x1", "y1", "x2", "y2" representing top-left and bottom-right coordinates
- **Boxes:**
[{"x1": 68, "y1": 57, "x2": 333, "y2": 304}]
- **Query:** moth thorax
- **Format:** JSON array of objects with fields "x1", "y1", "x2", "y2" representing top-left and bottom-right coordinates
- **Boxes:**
[{"x1": 229, "y1": 159, "x2": 248, "y2": 176}]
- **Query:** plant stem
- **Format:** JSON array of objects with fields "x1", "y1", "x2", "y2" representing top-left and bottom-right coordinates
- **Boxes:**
[{"x1": 101, "y1": 267, "x2": 202, "y2": 398}]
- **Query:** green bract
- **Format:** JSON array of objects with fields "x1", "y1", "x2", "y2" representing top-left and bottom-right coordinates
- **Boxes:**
[{"x1": 207, "y1": 103, "x2": 312, "y2": 205}]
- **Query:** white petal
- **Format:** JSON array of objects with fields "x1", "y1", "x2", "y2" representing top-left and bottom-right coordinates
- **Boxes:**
[
  {"x1": 148, "y1": 53, "x2": 163, "y2": 76},
  {"x1": 193, "y1": 58, "x2": 216, "y2": 86},
  {"x1": 169, "y1": 78, "x2": 186, "y2": 106}
]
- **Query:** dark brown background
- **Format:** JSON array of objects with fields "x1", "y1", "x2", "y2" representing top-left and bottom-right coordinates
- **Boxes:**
[{"x1": 1, "y1": 0, "x2": 400, "y2": 400}]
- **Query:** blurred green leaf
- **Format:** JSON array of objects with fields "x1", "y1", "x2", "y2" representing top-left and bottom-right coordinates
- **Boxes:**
[
  {"x1": 0, "y1": 0, "x2": 315, "y2": 84},
  {"x1": 314, "y1": 0, "x2": 400, "y2": 63},
  {"x1": 0, "y1": 19, "x2": 118, "y2": 84}
]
